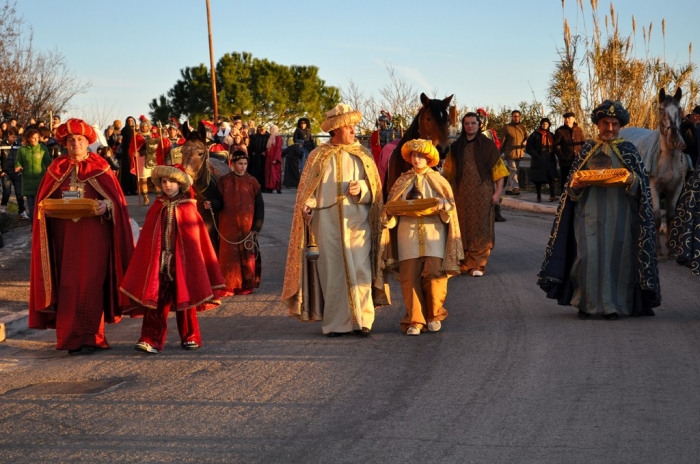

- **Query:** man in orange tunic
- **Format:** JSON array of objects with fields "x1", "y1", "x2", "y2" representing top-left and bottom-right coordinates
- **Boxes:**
[{"x1": 29, "y1": 119, "x2": 134, "y2": 354}]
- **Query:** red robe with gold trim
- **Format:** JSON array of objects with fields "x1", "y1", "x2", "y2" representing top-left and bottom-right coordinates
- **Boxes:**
[
  {"x1": 28, "y1": 153, "x2": 134, "y2": 349},
  {"x1": 120, "y1": 193, "x2": 229, "y2": 314}
]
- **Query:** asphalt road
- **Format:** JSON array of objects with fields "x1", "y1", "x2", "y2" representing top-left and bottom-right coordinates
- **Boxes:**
[{"x1": 0, "y1": 191, "x2": 699, "y2": 463}]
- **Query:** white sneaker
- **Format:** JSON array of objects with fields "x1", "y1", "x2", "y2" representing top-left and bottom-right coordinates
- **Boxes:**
[
  {"x1": 406, "y1": 326, "x2": 420, "y2": 336},
  {"x1": 427, "y1": 321, "x2": 442, "y2": 332},
  {"x1": 472, "y1": 270, "x2": 484, "y2": 277},
  {"x1": 134, "y1": 341, "x2": 158, "y2": 354},
  {"x1": 0, "y1": 205, "x2": 6, "y2": 214},
  {"x1": 19, "y1": 211, "x2": 29, "y2": 220}
]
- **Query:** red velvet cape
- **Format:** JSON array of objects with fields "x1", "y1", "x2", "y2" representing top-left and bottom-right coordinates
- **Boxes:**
[
  {"x1": 120, "y1": 194, "x2": 229, "y2": 313},
  {"x1": 28, "y1": 153, "x2": 135, "y2": 329}
]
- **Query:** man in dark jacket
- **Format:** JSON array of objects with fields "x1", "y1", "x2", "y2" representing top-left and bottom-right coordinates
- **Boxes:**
[
  {"x1": 0, "y1": 127, "x2": 27, "y2": 218},
  {"x1": 680, "y1": 105, "x2": 700, "y2": 168},
  {"x1": 553, "y1": 112, "x2": 585, "y2": 194}
]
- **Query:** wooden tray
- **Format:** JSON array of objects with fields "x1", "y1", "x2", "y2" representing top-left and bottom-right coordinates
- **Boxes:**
[
  {"x1": 385, "y1": 198, "x2": 440, "y2": 217},
  {"x1": 571, "y1": 168, "x2": 630, "y2": 187}
]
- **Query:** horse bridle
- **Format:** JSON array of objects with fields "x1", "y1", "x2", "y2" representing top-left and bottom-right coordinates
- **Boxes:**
[
  {"x1": 192, "y1": 147, "x2": 212, "y2": 201},
  {"x1": 659, "y1": 107, "x2": 679, "y2": 136}
]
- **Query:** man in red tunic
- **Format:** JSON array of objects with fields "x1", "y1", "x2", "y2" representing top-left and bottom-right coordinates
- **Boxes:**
[
  {"x1": 29, "y1": 118, "x2": 135, "y2": 355},
  {"x1": 217, "y1": 151, "x2": 264, "y2": 295},
  {"x1": 121, "y1": 165, "x2": 230, "y2": 354}
]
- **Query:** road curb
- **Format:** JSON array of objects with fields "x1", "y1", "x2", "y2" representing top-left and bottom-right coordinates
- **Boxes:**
[
  {"x1": 0, "y1": 310, "x2": 28, "y2": 342},
  {"x1": 501, "y1": 197, "x2": 558, "y2": 215}
]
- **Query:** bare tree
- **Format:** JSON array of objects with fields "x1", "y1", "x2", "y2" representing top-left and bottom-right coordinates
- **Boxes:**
[
  {"x1": 340, "y1": 63, "x2": 421, "y2": 136},
  {"x1": 75, "y1": 98, "x2": 123, "y2": 131},
  {"x1": 341, "y1": 79, "x2": 378, "y2": 134},
  {"x1": 377, "y1": 63, "x2": 420, "y2": 132},
  {"x1": 0, "y1": 1, "x2": 90, "y2": 125}
]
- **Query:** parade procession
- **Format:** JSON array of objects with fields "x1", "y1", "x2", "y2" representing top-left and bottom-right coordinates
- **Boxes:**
[{"x1": 1, "y1": 0, "x2": 700, "y2": 462}]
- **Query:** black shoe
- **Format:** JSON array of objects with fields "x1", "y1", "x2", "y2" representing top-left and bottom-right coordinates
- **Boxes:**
[
  {"x1": 354, "y1": 327, "x2": 371, "y2": 337},
  {"x1": 577, "y1": 310, "x2": 591, "y2": 320},
  {"x1": 326, "y1": 332, "x2": 344, "y2": 338},
  {"x1": 603, "y1": 313, "x2": 619, "y2": 320},
  {"x1": 513, "y1": 188, "x2": 521, "y2": 195},
  {"x1": 505, "y1": 190, "x2": 515, "y2": 195},
  {"x1": 68, "y1": 345, "x2": 96, "y2": 355},
  {"x1": 494, "y1": 205, "x2": 506, "y2": 222}
]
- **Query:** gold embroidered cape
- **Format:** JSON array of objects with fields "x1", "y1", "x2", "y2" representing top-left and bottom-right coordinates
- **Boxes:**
[
  {"x1": 377, "y1": 169, "x2": 464, "y2": 287},
  {"x1": 281, "y1": 141, "x2": 389, "y2": 317}
]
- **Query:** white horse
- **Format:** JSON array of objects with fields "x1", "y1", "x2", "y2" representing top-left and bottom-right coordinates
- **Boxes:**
[{"x1": 620, "y1": 88, "x2": 688, "y2": 257}]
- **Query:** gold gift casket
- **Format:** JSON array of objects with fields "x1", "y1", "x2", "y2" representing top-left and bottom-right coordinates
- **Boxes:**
[
  {"x1": 39, "y1": 198, "x2": 100, "y2": 219},
  {"x1": 385, "y1": 198, "x2": 440, "y2": 218},
  {"x1": 571, "y1": 168, "x2": 629, "y2": 187}
]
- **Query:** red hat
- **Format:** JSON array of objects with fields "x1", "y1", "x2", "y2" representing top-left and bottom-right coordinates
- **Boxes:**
[
  {"x1": 54, "y1": 118, "x2": 98, "y2": 145},
  {"x1": 201, "y1": 120, "x2": 216, "y2": 133},
  {"x1": 128, "y1": 134, "x2": 146, "y2": 157},
  {"x1": 476, "y1": 108, "x2": 488, "y2": 117}
]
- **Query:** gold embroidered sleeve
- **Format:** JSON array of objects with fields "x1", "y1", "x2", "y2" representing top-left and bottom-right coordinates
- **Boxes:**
[{"x1": 491, "y1": 158, "x2": 509, "y2": 181}]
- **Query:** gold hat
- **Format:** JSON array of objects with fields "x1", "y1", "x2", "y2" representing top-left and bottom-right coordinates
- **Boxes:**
[
  {"x1": 151, "y1": 165, "x2": 191, "y2": 193},
  {"x1": 320, "y1": 104, "x2": 362, "y2": 132},
  {"x1": 400, "y1": 138, "x2": 440, "y2": 167}
]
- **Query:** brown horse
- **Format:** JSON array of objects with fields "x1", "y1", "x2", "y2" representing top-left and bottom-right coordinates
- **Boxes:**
[
  {"x1": 384, "y1": 93, "x2": 453, "y2": 196},
  {"x1": 180, "y1": 127, "x2": 231, "y2": 252}
]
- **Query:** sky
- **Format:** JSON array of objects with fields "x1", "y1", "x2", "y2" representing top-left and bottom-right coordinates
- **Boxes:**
[{"x1": 15, "y1": 0, "x2": 699, "y2": 128}]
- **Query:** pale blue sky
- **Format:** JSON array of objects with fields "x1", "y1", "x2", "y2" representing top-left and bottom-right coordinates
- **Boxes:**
[{"x1": 16, "y1": 0, "x2": 698, "y2": 126}]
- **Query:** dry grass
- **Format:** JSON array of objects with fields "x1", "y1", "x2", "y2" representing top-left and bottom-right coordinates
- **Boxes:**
[{"x1": 548, "y1": 0, "x2": 699, "y2": 134}]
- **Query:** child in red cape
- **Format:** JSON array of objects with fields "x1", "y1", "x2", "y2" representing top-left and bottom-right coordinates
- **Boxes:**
[{"x1": 120, "y1": 165, "x2": 230, "y2": 354}]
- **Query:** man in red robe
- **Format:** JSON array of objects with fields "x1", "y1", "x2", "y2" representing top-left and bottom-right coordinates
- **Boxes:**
[{"x1": 29, "y1": 118, "x2": 135, "y2": 355}]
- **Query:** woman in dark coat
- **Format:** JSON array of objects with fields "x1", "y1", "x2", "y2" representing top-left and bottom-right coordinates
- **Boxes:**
[
  {"x1": 118, "y1": 116, "x2": 137, "y2": 195},
  {"x1": 292, "y1": 118, "x2": 315, "y2": 172},
  {"x1": 283, "y1": 139, "x2": 304, "y2": 188},
  {"x1": 526, "y1": 118, "x2": 558, "y2": 202}
]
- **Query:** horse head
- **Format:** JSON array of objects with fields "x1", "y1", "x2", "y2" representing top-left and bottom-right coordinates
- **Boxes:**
[
  {"x1": 418, "y1": 93, "x2": 454, "y2": 149},
  {"x1": 384, "y1": 93, "x2": 454, "y2": 198},
  {"x1": 658, "y1": 87, "x2": 686, "y2": 152},
  {"x1": 180, "y1": 138, "x2": 209, "y2": 186}
]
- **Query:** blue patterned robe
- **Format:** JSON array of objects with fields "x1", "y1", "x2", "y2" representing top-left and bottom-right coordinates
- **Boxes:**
[
  {"x1": 669, "y1": 166, "x2": 700, "y2": 275},
  {"x1": 538, "y1": 138, "x2": 661, "y2": 316}
]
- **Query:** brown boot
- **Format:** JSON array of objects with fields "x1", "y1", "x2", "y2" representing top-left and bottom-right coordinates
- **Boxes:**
[{"x1": 141, "y1": 180, "x2": 150, "y2": 205}]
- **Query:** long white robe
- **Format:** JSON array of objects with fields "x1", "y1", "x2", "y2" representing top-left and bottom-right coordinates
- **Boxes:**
[{"x1": 306, "y1": 151, "x2": 374, "y2": 333}]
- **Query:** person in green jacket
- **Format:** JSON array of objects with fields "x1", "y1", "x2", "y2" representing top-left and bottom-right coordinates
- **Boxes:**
[{"x1": 14, "y1": 128, "x2": 52, "y2": 221}]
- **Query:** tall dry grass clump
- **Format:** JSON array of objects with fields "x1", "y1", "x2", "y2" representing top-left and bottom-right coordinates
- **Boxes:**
[{"x1": 548, "y1": 0, "x2": 698, "y2": 134}]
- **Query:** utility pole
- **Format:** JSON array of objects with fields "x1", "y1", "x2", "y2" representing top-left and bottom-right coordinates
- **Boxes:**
[{"x1": 205, "y1": 0, "x2": 218, "y2": 119}]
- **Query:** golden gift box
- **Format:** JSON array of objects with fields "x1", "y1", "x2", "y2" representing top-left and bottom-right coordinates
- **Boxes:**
[{"x1": 39, "y1": 198, "x2": 100, "y2": 219}]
